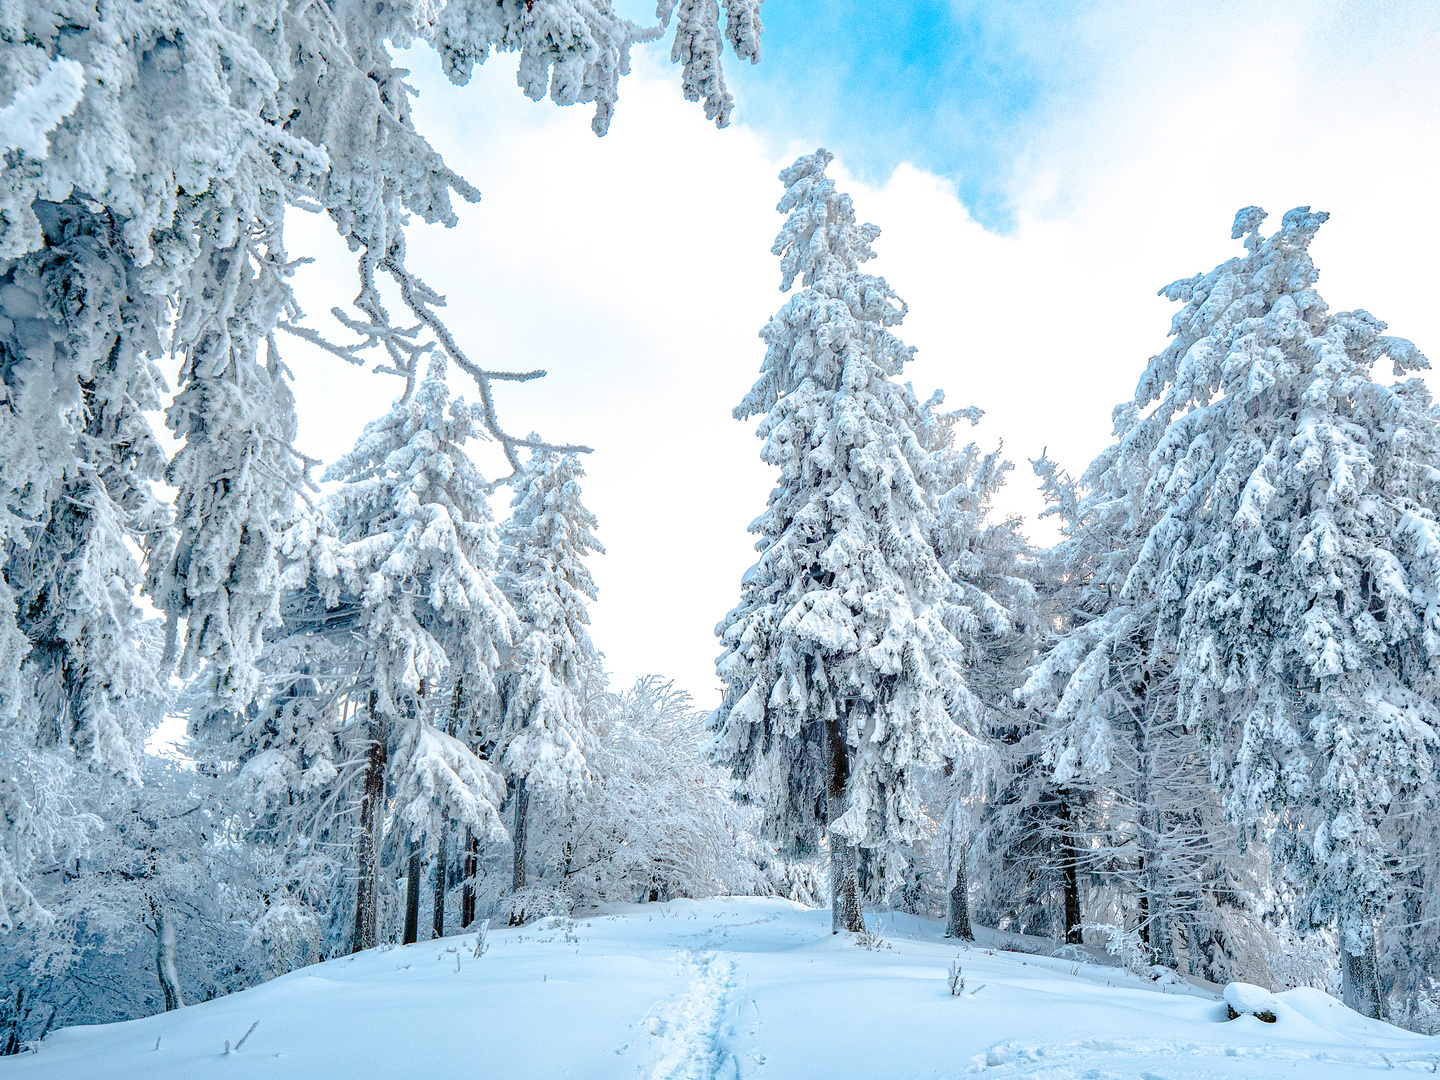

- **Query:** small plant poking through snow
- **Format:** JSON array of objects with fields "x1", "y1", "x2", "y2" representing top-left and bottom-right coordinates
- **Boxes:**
[
  {"x1": 223, "y1": 1020, "x2": 259, "y2": 1055},
  {"x1": 472, "y1": 920, "x2": 491, "y2": 959},
  {"x1": 949, "y1": 957, "x2": 966, "y2": 996},
  {"x1": 854, "y1": 927, "x2": 891, "y2": 951}
]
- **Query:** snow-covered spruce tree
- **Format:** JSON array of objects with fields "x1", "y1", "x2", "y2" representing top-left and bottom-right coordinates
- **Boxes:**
[
  {"x1": 1016, "y1": 435, "x2": 1181, "y2": 956},
  {"x1": 494, "y1": 445, "x2": 602, "y2": 917},
  {"x1": 0, "y1": 0, "x2": 766, "y2": 921},
  {"x1": 1118, "y1": 207, "x2": 1440, "y2": 1020},
  {"x1": 710, "y1": 150, "x2": 972, "y2": 934},
  {"x1": 1019, "y1": 410, "x2": 1272, "y2": 979},
  {"x1": 925, "y1": 413, "x2": 1035, "y2": 940},
  {"x1": 319, "y1": 356, "x2": 516, "y2": 950},
  {"x1": 0, "y1": 201, "x2": 171, "y2": 929}
]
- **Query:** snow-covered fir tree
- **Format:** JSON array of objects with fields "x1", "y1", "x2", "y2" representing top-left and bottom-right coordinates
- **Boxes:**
[
  {"x1": 495, "y1": 445, "x2": 603, "y2": 910},
  {"x1": 318, "y1": 356, "x2": 516, "y2": 950},
  {"x1": 0, "y1": 202, "x2": 170, "y2": 930},
  {"x1": 1118, "y1": 206, "x2": 1440, "y2": 1019},
  {"x1": 1014, "y1": 438, "x2": 1181, "y2": 958},
  {"x1": 710, "y1": 150, "x2": 973, "y2": 933},
  {"x1": 1018, "y1": 351, "x2": 1304, "y2": 987},
  {"x1": 925, "y1": 411, "x2": 1035, "y2": 940},
  {"x1": 1020, "y1": 206, "x2": 1440, "y2": 1018}
]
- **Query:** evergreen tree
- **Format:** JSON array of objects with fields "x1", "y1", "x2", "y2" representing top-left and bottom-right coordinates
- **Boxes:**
[
  {"x1": 320, "y1": 356, "x2": 516, "y2": 950},
  {"x1": 710, "y1": 150, "x2": 970, "y2": 933},
  {"x1": 1121, "y1": 207, "x2": 1440, "y2": 1018},
  {"x1": 495, "y1": 446, "x2": 603, "y2": 911},
  {"x1": 926, "y1": 412, "x2": 1035, "y2": 941},
  {"x1": 0, "y1": 201, "x2": 170, "y2": 929}
]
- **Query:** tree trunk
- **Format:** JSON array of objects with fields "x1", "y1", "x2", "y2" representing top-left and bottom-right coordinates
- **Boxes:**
[
  {"x1": 508, "y1": 778, "x2": 530, "y2": 925},
  {"x1": 1059, "y1": 796, "x2": 1084, "y2": 945},
  {"x1": 825, "y1": 711, "x2": 863, "y2": 934},
  {"x1": 1062, "y1": 847, "x2": 1084, "y2": 945},
  {"x1": 461, "y1": 827, "x2": 477, "y2": 928},
  {"x1": 829, "y1": 837, "x2": 862, "y2": 934},
  {"x1": 1341, "y1": 934, "x2": 1384, "y2": 1019},
  {"x1": 946, "y1": 852, "x2": 975, "y2": 941},
  {"x1": 1149, "y1": 895, "x2": 1176, "y2": 969},
  {"x1": 432, "y1": 821, "x2": 449, "y2": 940},
  {"x1": 511, "y1": 776, "x2": 529, "y2": 894},
  {"x1": 153, "y1": 903, "x2": 184, "y2": 1011},
  {"x1": 403, "y1": 843, "x2": 422, "y2": 945},
  {"x1": 351, "y1": 703, "x2": 386, "y2": 953}
]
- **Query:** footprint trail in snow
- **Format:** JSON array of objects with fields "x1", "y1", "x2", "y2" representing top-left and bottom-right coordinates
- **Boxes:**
[{"x1": 645, "y1": 950, "x2": 740, "y2": 1080}]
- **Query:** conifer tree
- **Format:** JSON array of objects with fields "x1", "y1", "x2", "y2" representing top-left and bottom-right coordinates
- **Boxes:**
[
  {"x1": 1025, "y1": 206, "x2": 1440, "y2": 1015},
  {"x1": 1123, "y1": 207, "x2": 1440, "y2": 1018},
  {"x1": 711, "y1": 150, "x2": 970, "y2": 933},
  {"x1": 495, "y1": 445, "x2": 603, "y2": 911},
  {"x1": 320, "y1": 356, "x2": 516, "y2": 949},
  {"x1": 926, "y1": 413, "x2": 1035, "y2": 941}
]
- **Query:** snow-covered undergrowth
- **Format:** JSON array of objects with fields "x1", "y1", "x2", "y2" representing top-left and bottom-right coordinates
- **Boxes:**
[{"x1": 9, "y1": 898, "x2": 1433, "y2": 1079}]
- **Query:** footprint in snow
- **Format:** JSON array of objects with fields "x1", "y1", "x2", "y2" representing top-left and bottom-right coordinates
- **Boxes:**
[{"x1": 642, "y1": 950, "x2": 740, "y2": 1080}]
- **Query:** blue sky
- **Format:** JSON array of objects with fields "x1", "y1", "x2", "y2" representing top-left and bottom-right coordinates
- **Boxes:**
[
  {"x1": 728, "y1": 1, "x2": 1083, "y2": 229},
  {"x1": 268, "y1": 2, "x2": 1440, "y2": 705}
]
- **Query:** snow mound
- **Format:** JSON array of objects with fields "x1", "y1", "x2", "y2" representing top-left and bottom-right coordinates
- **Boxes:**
[{"x1": 1224, "y1": 981, "x2": 1279, "y2": 1021}]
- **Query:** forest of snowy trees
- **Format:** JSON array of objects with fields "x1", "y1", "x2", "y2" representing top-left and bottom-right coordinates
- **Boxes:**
[{"x1": 2, "y1": 0, "x2": 1438, "y2": 1055}]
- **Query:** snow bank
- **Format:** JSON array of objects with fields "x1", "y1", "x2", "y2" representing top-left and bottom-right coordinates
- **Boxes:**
[{"x1": 7, "y1": 899, "x2": 1434, "y2": 1079}]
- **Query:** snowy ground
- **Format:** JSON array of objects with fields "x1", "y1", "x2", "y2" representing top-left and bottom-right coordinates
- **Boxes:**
[{"x1": 8, "y1": 898, "x2": 1436, "y2": 1079}]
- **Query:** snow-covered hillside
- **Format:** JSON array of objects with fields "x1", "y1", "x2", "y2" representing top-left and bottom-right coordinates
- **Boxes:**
[{"x1": 7, "y1": 898, "x2": 1433, "y2": 1079}]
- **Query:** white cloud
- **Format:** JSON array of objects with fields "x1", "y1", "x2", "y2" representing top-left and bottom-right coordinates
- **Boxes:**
[{"x1": 279, "y1": 14, "x2": 1440, "y2": 707}]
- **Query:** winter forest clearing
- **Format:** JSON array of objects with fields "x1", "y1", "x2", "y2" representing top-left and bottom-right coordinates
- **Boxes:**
[
  {"x1": 8, "y1": 899, "x2": 1439, "y2": 1080},
  {"x1": 2, "y1": 0, "x2": 1440, "y2": 1075}
]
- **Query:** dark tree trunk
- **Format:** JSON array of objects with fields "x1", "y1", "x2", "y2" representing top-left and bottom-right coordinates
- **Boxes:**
[
  {"x1": 403, "y1": 844, "x2": 422, "y2": 945},
  {"x1": 1137, "y1": 864, "x2": 1151, "y2": 947},
  {"x1": 461, "y1": 828, "x2": 477, "y2": 928},
  {"x1": 511, "y1": 777, "x2": 529, "y2": 893},
  {"x1": 432, "y1": 821, "x2": 449, "y2": 939},
  {"x1": 508, "y1": 777, "x2": 529, "y2": 925},
  {"x1": 1342, "y1": 933, "x2": 1384, "y2": 1019},
  {"x1": 1062, "y1": 851, "x2": 1084, "y2": 945},
  {"x1": 946, "y1": 852, "x2": 974, "y2": 941},
  {"x1": 1059, "y1": 796, "x2": 1084, "y2": 945},
  {"x1": 351, "y1": 702, "x2": 386, "y2": 953},
  {"x1": 825, "y1": 711, "x2": 863, "y2": 934}
]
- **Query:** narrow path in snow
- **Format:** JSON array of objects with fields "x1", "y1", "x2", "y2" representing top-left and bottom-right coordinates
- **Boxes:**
[{"x1": 644, "y1": 950, "x2": 740, "y2": 1080}]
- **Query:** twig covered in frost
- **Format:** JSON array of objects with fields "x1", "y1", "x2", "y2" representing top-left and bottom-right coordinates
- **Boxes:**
[
  {"x1": 235, "y1": 1020, "x2": 260, "y2": 1051},
  {"x1": 472, "y1": 919, "x2": 490, "y2": 959},
  {"x1": 948, "y1": 957, "x2": 965, "y2": 996}
]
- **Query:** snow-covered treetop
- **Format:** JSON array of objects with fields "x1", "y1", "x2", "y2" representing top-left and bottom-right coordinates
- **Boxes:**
[
  {"x1": 713, "y1": 150, "x2": 971, "y2": 863},
  {"x1": 319, "y1": 355, "x2": 517, "y2": 718},
  {"x1": 495, "y1": 444, "x2": 603, "y2": 804},
  {"x1": 735, "y1": 149, "x2": 912, "y2": 421}
]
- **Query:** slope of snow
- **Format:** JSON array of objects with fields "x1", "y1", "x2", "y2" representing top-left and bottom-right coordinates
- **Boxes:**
[{"x1": 9, "y1": 898, "x2": 1435, "y2": 1079}]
